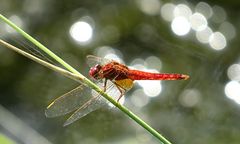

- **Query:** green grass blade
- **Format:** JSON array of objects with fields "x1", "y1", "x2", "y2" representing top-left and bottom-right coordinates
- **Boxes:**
[
  {"x1": 0, "y1": 14, "x2": 80, "y2": 75},
  {"x1": 0, "y1": 14, "x2": 172, "y2": 144}
]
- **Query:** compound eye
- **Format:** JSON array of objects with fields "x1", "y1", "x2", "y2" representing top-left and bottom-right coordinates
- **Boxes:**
[{"x1": 89, "y1": 64, "x2": 102, "y2": 79}]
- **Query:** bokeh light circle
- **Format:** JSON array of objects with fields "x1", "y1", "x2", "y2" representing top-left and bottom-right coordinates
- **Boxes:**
[
  {"x1": 196, "y1": 26, "x2": 213, "y2": 43},
  {"x1": 171, "y1": 16, "x2": 191, "y2": 36},
  {"x1": 209, "y1": 32, "x2": 227, "y2": 50},
  {"x1": 227, "y1": 64, "x2": 240, "y2": 81},
  {"x1": 195, "y1": 2, "x2": 213, "y2": 19},
  {"x1": 225, "y1": 81, "x2": 240, "y2": 104},
  {"x1": 219, "y1": 21, "x2": 236, "y2": 40},
  {"x1": 69, "y1": 21, "x2": 93, "y2": 43},
  {"x1": 173, "y1": 4, "x2": 192, "y2": 19},
  {"x1": 190, "y1": 13, "x2": 207, "y2": 31},
  {"x1": 160, "y1": 3, "x2": 176, "y2": 22},
  {"x1": 137, "y1": 0, "x2": 161, "y2": 16}
]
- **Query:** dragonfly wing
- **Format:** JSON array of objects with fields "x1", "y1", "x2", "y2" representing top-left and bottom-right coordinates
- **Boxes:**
[
  {"x1": 63, "y1": 80, "x2": 121, "y2": 126},
  {"x1": 45, "y1": 85, "x2": 92, "y2": 118},
  {"x1": 86, "y1": 55, "x2": 112, "y2": 67},
  {"x1": 63, "y1": 94, "x2": 106, "y2": 126}
]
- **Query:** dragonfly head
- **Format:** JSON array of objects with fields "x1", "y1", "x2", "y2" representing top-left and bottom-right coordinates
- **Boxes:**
[{"x1": 89, "y1": 64, "x2": 102, "y2": 80}]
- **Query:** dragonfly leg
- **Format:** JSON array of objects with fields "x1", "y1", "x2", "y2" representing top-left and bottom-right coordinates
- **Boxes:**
[
  {"x1": 103, "y1": 78, "x2": 107, "y2": 92},
  {"x1": 117, "y1": 91, "x2": 124, "y2": 102},
  {"x1": 103, "y1": 78, "x2": 125, "y2": 102},
  {"x1": 113, "y1": 82, "x2": 126, "y2": 102}
]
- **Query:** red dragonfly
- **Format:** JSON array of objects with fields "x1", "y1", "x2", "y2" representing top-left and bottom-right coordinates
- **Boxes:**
[{"x1": 45, "y1": 55, "x2": 189, "y2": 126}]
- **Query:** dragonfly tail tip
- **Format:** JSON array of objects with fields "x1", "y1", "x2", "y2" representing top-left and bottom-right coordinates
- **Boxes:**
[{"x1": 182, "y1": 74, "x2": 190, "y2": 80}]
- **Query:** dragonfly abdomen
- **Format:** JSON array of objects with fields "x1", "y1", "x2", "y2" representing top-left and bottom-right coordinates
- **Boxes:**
[{"x1": 128, "y1": 70, "x2": 189, "y2": 80}]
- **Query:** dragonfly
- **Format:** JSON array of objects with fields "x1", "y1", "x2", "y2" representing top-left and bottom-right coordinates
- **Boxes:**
[
  {"x1": 0, "y1": 40, "x2": 188, "y2": 126},
  {"x1": 45, "y1": 55, "x2": 189, "y2": 126}
]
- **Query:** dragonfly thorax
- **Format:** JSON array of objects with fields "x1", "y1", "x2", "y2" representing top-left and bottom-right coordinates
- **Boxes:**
[{"x1": 89, "y1": 64, "x2": 102, "y2": 80}]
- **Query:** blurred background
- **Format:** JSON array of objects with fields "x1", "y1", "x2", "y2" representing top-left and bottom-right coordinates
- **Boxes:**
[{"x1": 0, "y1": 0, "x2": 240, "y2": 144}]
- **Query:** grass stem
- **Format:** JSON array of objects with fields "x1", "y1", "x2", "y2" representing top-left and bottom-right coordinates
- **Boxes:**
[{"x1": 0, "y1": 14, "x2": 172, "y2": 144}]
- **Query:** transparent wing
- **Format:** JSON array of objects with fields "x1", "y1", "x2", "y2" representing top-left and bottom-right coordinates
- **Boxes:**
[
  {"x1": 63, "y1": 81, "x2": 121, "y2": 126},
  {"x1": 45, "y1": 85, "x2": 92, "y2": 118},
  {"x1": 86, "y1": 55, "x2": 112, "y2": 67},
  {"x1": 63, "y1": 95, "x2": 106, "y2": 126}
]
